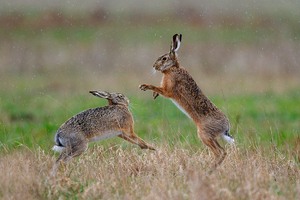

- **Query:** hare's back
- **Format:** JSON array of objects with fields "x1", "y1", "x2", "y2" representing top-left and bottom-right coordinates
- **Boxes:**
[
  {"x1": 173, "y1": 68, "x2": 201, "y2": 96},
  {"x1": 171, "y1": 68, "x2": 205, "y2": 108},
  {"x1": 59, "y1": 106, "x2": 131, "y2": 133}
]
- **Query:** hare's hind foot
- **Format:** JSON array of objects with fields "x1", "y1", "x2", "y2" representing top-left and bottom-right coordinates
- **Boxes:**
[
  {"x1": 206, "y1": 150, "x2": 227, "y2": 175},
  {"x1": 118, "y1": 134, "x2": 155, "y2": 150},
  {"x1": 214, "y1": 150, "x2": 227, "y2": 168},
  {"x1": 140, "y1": 143, "x2": 156, "y2": 151},
  {"x1": 198, "y1": 132, "x2": 227, "y2": 169}
]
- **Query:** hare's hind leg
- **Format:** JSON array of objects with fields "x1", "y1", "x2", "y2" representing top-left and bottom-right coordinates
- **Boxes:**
[
  {"x1": 51, "y1": 146, "x2": 71, "y2": 176},
  {"x1": 55, "y1": 138, "x2": 88, "y2": 161},
  {"x1": 210, "y1": 139, "x2": 226, "y2": 167},
  {"x1": 51, "y1": 141, "x2": 88, "y2": 176},
  {"x1": 119, "y1": 128, "x2": 155, "y2": 150},
  {"x1": 198, "y1": 130, "x2": 226, "y2": 169}
]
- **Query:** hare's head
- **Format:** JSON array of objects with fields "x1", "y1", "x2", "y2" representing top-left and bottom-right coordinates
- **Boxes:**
[
  {"x1": 153, "y1": 34, "x2": 182, "y2": 72},
  {"x1": 89, "y1": 91, "x2": 129, "y2": 106}
]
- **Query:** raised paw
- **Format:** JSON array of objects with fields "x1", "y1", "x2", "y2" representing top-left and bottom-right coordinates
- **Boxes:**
[
  {"x1": 139, "y1": 84, "x2": 149, "y2": 91},
  {"x1": 153, "y1": 92, "x2": 159, "y2": 99}
]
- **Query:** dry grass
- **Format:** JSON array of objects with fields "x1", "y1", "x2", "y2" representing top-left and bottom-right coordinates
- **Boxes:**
[
  {"x1": 0, "y1": 144, "x2": 299, "y2": 199},
  {"x1": 1, "y1": 4, "x2": 299, "y2": 199}
]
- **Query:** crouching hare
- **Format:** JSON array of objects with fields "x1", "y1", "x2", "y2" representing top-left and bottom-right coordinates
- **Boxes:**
[
  {"x1": 139, "y1": 34, "x2": 234, "y2": 168},
  {"x1": 52, "y1": 91, "x2": 155, "y2": 174}
]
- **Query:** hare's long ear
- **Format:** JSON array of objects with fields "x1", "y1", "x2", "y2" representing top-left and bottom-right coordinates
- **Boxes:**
[
  {"x1": 89, "y1": 91, "x2": 111, "y2": 99},
  {"x1": 170, "y1": 34, "x2": 182, "y2": 53}
]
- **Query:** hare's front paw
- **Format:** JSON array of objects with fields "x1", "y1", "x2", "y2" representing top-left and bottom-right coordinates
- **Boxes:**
[
  {"x1": 139, "y1": 84, "x2": 150, "y2": 91},
  {"x1": 153, "y1": 92, "x2": 159, "y2": 99}
]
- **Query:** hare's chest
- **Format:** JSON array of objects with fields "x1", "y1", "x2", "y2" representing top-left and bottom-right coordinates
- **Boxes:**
[{"x1": 161, "y1": 74, "x2": 175, "y2": 90}]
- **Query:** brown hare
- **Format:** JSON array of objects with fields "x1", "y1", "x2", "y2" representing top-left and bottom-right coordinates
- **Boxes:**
[
  {"x1": 139, "y1": 34, "x2": 234, "y2": 168},
  {"x1": 52, "y1": 90, "x2": 155, "y2": 174}
]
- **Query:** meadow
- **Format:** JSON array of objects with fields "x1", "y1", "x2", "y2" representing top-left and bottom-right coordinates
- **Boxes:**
[{"x1": 0, "y1": 4, "x2": 300, "y2": 199}]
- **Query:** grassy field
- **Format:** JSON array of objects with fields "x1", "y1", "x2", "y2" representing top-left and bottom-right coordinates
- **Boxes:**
[
  {"x1": 0, "y1": 84, "x2": 299, "y2": 151},
  {"x1": 0, "y1": 4, "x2": 300, "y2": 199},
  {"x1": 0, "y1": 76, "x2": 299, "y2": 199}
]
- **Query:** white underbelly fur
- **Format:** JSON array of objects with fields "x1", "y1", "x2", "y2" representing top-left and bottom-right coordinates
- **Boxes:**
[
  {"x1": 171, "y1": 99, "x2": 191, "y2": 119},
  {"x1": 52, "y1": 131, "x2": 122, "y2": 153},
  {"x1": 90, "y1": 131, "x2": 122, "y2": 142}
]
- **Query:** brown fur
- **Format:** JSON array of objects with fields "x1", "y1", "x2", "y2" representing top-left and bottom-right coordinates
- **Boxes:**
[
  {"x1": 52, "y1": 91, "x2": 155, "y2": 175},
  {"x1": 140, "y1": 34, "x2": 232, "y2": 169}
]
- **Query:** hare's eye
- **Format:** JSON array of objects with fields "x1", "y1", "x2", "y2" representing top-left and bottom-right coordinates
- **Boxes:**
[{"x1": 162, "y1": 57, "x2": 167, "y2": 61}]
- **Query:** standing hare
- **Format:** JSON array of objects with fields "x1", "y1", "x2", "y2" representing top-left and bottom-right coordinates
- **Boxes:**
[
  {"x1": 52, "y1": 90, "x2": 155, "y2": 174},
  {"x1": 139, "y1": 34, "x2": 234, "y2": 168}
]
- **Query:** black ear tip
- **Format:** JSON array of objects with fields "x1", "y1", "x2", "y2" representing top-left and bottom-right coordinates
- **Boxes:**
[
  {"x1": 172, "y1": 34, "x2": 182, "y2": 42},
  {"x1": 173, "y1": 34, "x2": 177, "y2": 42},
  {"x1": 89, "y1": 91, "x2": 99, "y2": 96}
]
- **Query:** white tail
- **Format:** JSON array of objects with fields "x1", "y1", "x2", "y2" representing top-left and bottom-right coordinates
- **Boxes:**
[
  {"x1": 52, "y1": 145, "x2": 65, "y2": 153},
  {"x1": 51, "y1": 90, "x2": 155, "y2": 176},
  {"x1": 222, "y1": 134, "x2": 235, "y2": 144},
  {"x1": 140, "y1": 33, "x2": 233, "y2": 169}
]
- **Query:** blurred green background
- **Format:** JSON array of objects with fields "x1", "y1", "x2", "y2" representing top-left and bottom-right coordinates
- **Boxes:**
[{"x1": 0, "y1": 0, "x2": 299, "y2": 162}]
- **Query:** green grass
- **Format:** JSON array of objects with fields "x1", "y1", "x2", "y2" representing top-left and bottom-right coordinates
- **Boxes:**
[
  {"x1": 1, "y1": 85, "x2": 299, "y2": 162},
  {"x1": 0, "y1": 8, "x2": 299, "y2": 199}
]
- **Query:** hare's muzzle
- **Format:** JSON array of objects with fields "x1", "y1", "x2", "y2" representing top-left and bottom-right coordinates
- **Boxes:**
[{"x1": 153, "y1": 63, "x2": 160, "y2": 71}]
